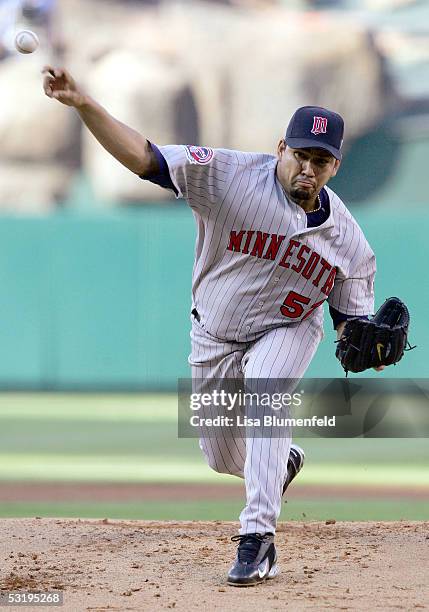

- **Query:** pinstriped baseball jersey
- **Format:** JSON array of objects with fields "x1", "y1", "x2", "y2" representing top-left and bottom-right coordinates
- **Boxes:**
[{"x1": 157, "y1": 145, "x2": 376, "y2": 342}]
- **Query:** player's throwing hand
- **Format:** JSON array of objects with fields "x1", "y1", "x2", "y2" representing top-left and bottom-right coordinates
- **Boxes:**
[{"x1": 42, "y1": 65, "x2": 86, "y2": 108}]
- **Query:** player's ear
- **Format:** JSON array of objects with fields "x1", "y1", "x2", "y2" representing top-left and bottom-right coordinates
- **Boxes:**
[
  {"x1": 277, "y1": 139, "x2": 286, "y2": 158},
  {"x1": 331, "y1": 158, "x2": 341, "y2": 177}
]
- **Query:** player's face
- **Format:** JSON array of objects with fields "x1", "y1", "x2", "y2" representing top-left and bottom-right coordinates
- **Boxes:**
[{"x1": 276, "y1": 142, "x2": 340, "y2": 204}]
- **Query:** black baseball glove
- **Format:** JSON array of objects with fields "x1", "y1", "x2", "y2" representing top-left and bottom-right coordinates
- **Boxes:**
[{"x1": 335, "y1": 297, "x2": 415, "y2": 375}]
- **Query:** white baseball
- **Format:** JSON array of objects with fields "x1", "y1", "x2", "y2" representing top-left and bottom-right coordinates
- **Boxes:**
[{"x1": 15, "y1": 30, "x2": 39, "y2": 54}]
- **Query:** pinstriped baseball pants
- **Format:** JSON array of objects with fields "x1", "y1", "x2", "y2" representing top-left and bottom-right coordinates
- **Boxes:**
[{"x1": 189, "y1": 316, "x2": 323, "y2": 535}]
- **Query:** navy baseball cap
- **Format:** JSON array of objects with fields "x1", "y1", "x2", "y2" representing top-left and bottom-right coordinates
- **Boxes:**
[{"x1": 285, "y1": 106, "x2": 344, "y2": 160}]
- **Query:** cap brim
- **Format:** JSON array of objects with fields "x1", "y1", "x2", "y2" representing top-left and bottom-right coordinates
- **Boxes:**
[{"x1": 284, "y1": 137, "x2": 342, "y2": 160}]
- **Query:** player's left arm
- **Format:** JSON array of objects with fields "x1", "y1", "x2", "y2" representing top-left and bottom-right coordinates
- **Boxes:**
[
  {"x1": 329, "y1": 248, "x2": 385, "y2": 372},
  {"x1": 328, "y1": 247, "x2": 376, "y2": 319},
  {"x1": 335, "y1": 321, "x2": 347, "y2": 341}
]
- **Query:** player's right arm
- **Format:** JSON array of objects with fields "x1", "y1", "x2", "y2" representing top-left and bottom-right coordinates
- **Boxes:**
[{"x1": 42, "y1": 66, "x2": 159, "y2": 176}]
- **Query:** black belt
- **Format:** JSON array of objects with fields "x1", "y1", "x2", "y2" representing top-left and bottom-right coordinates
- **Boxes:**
[{"x1": 191, "y1": 308, "x2": 201, "y2": 322}]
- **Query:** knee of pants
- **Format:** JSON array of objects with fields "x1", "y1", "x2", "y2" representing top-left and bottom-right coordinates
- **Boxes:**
[{"x1": 199, "y1": 439, "x2": 243, "y2": 477}]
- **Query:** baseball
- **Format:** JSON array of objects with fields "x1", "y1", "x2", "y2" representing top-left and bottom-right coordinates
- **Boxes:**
[{"x1": 15, "y1": 30, "x2": 39, "y2": 54}]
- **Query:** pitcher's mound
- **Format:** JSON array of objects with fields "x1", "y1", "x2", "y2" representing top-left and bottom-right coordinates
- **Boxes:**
[{"x1": 0, "y1": 519, "x2": 428, "y2": 611}]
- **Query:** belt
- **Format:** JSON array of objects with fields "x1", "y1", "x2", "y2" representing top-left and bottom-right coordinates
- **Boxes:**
[{"x1": 191, "y1": 308, "x2": 201, "y2": 323}]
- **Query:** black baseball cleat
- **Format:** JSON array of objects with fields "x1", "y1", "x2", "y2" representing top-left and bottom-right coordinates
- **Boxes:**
[
  {"x1": 282, "y1": 443, "x2": 305, "y2": 496},
  {"x1": 227, "y1": 533, "x2": 278, "y2": 587}
]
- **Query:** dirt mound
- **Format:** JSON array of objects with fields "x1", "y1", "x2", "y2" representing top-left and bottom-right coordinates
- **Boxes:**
[{"x1": 0, "y1": 519, "x2": 428, "y2": 611}]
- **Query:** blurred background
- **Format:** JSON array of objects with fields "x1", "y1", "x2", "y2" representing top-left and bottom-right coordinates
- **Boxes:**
[{"x1": 0, "y1": 0, "x2": 427, "y2": 522}]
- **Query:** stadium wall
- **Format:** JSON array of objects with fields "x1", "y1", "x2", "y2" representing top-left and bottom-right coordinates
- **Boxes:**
[{"x1": 0, "y1": 207, "x2": 425, "y2": 389}]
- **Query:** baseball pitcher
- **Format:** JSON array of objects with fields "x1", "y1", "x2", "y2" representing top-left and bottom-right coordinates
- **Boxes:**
[{"x1": 43, "y1": 66, "x2": 412, "y2": 587}]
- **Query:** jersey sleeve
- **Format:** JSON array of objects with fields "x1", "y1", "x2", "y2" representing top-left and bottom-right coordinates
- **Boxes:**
[
  {"x1": 141, "y1": 143, "x2": 178, "y2": 195},
  {"x1": 329, "y1": 305, "x2": 369, "y2": 330},
  {"x1": 146, "y1": 144, "x2": 234, "y2": 211},
  {"x1": 328, "y1": 247, "x2": 376, "y2": 318}
]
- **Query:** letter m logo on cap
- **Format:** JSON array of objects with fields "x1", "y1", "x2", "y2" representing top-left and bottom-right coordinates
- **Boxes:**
[{"x1": 311, "y1": 116, "x2": 328, "y2": 135}]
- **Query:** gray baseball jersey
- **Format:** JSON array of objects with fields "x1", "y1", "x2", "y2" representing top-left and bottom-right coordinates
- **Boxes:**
[
  {"x1": 155, "y1": 144, "x2": 375, "y2": 341},
  {"x1": 143, "y1": 143, "x2": 376, "y2": 535}
]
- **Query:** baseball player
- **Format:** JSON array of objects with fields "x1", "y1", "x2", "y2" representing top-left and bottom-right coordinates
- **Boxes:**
[{"x1": 43, "y1": 66, "x2": 385, "y2": 587}]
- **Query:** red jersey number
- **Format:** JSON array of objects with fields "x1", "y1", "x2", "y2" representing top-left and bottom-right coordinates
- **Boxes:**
[{"x1": 280, "y1": 291, "x2": 326, "y2": 320}]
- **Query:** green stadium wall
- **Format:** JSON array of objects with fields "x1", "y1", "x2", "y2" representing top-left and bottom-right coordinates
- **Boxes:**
[{"x1": 0, "y1": 206, "x2": 426, "y2": 389}]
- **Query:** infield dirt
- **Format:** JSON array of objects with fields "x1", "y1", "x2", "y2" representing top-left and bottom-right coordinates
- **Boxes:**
[{"x1": 0, "y1": 518, "x2": 428, "y2": 611}]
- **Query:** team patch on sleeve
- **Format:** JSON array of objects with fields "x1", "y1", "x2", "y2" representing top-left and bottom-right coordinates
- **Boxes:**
[{"x1": 184, "y1": 145, "x2": 214, "y2": 165}]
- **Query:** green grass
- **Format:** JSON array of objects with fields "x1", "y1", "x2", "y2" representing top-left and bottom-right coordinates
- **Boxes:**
[
  {"x1": 0, "y1": 499, "x2": 427, "y2": 521},
  {"x1": 0, "y1": 393, "x2": 428, "y2": 521},
  {"x1": 0, "y1": 455, "x2": 428, "y2": 487},
  {"x1": 0, "y1": 394, "x2": 176, "y2": 422},
  {"x1": 0, "y1": 393, "x2": 428, "y2": 463}
]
